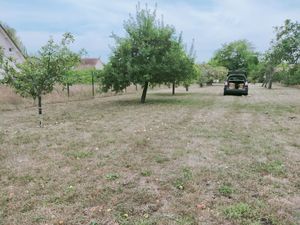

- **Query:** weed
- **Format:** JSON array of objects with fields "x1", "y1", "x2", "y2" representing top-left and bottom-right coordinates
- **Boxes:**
[
  {"x1": 255, "y1": 160, "x2": 286, "y2": 176},
  {"x1": 174, "y1": 178, "x2": 185, "y2": 190},
  {"x1": 176, "y1": 214, "x2": 197, "y2": 225},
  {"x1": 66, "y1": 151, "x2": 93, "y2": 159},
  {"x1": 154, "y1": 155, "x2": 169, "y2": 164},
  {"x1": 89, "y1": 221, "x2": 99, "y2": 225},
  {"x1": 224, "y1": 203, "x2": 254, "y2": 220},
  {"x1": 182, "y1": 167, "x2": 193, "y2": 180},
  {"x1": 105, "y1": 173, "x2": 120, "y2": 181},
  {"x1": 141, "y1": 170, "x2": 152, "y2": 177},
  {"x1": 219, "y1": 184, "x2": 234, "y2": 197}
]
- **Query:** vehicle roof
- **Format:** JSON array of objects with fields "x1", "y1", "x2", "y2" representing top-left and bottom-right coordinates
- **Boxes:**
[{"x1": 227, "y1": 74, "x2": 247, "y2": 77}]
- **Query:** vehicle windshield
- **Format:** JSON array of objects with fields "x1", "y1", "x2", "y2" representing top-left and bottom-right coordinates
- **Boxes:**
[{"x1": 227, "y1": 74, "x2": 246, "y2": 82}]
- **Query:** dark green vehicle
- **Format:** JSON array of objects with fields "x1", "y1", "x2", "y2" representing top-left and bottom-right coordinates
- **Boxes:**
[{"x1": 224, "y1": 72, "x2": 248, "y2": 96}]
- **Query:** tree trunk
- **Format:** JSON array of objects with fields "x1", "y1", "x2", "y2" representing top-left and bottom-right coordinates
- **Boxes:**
[
  {"x1": 135, "y1": 85, "x2": 138, "y2": 91},
  {"x1": 268, "y1": 72, "x2": 273, "y2": 89},
  {"x1": 185, "y1": 85, "x2": 189, "y2": 92},
  {"x1": 67, "y1": 83, "x2": 70, "y2": 98},
  {"x1": 172, "y1": 82, "x2": 175, "y2": 95},
  {"x1": 268, "y1": 79, "x2": 273, "y2": 89},
  {"x1": 141, "y1": 82, "x2": 148, "y2": 103},
  {"x1": 38, "y1": 95, "x2": 42, "y2": 127},
  {"x1": 38, "y1": 96, "x2": 42, "y2": 115},
  {"x1": 92, "y1": 72, "x2": 95, "y2": 97}
]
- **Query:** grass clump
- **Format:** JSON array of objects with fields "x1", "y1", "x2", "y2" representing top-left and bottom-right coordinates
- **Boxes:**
[
  {"x1": 173, "y1": 167, "x2": 193, "y2": 190},
  {"x1": 105, "y1": 173, "x2": 120, "y2": 181},
  {"x1": 224, "y1": 202, "x2": 254, "y2": 220},
  {"x1": 66, "y1": 151, "x2": 93, "y2": 159},
  {"x1": 255, "y1": 160, "x2": 286, "y2": 176},
  {"x1": 141, "y1": 170, "x2": 152, "y2": 177},
  {"x1": 154, "y1": 155, "x2": 170, "y2": 164},
  {"x1": 219, "y1": 184, "x2": 234, "y2": 197}
]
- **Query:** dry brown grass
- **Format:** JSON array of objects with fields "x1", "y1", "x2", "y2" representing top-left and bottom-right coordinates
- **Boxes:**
[{"x1": 0, "y1": 84, "x2": 299, "y2": 225}]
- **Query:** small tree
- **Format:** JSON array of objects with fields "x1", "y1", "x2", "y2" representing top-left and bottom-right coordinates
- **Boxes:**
[
  {"x1": 266, "y1": 19, "x2": 300, "y2": 86},
  {"x1": 101, "y1": 5, "x2": 195, "y2": 103},
  {"x1": 3, "y1": 33, "x2": 80, "y2": 118}
]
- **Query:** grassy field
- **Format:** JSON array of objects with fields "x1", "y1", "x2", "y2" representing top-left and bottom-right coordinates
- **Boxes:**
[{"x1": 0, "y1": 84, "x2": 299, "y2": 225}]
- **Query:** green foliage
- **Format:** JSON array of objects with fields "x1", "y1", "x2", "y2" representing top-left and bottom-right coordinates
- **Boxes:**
[
  {"x1": 266, "y1": 20, "x2": 300, "y2": 85},
  {"x1": 224, "y1": 203, "x2": 254, "y2": 220},
  {"x1": 0, "y1": 47, "x2": 3, "y2": 65},
  {"x1": 3, "y1": 33, "x2": 80, "y2": 107},
  {"x1": 199, "y1": 63, "x2": 227, "y2": 85},
  {"x1": 255, "y1": 160, "x2": 286, "y2": 176},
  {"x1": 140, "y1": 170, "x2": 152, "y2": 177},
  {"x1": 218, "y1": 184, "x2": 234, "y2": 197},
  {"x1": 105, "y1": 173, "x2": 120, "y2": 181},
  {"x1": 101, "y1": 4, "x2": 196, "y2": 102},
  {"x1": 176, "y1": 214, "x2": 197, "y2": 225},
  {"x1": 272, "y1": 19, "x2": 300, "y2": 65},
  {"x1": 210, "y1": 40, "x2": 259, "y2": 75},
  {"x1": 66, "y1": 151, "x2": 93, "y2": 159},
  {"x1": 174, "y1": 167, "x2": 193, "y2": 190},
  {"x1": 63, "y1": 69, "x2": 100, "y2": 85}
]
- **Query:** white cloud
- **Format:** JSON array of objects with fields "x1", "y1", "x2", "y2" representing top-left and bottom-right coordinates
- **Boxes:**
[{"x1": 1, "y1": 0, "x2": 299, "y2": 62}]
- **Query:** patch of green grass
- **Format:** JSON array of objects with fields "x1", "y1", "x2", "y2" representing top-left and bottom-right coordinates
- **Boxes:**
[
  {"x1": 219, "y1": 184, "x2": 234, "y2": 197},
  {"x1": 141, "y1": 170, "x2": 152, "y2": 177},
  {"x1": 255, "y1": 160, "x2": 286, "y2": 176},
  {"x1": 66, "y1": 151, "x2": 93, "y2": 159},
  {"x1": 182, "y1": 167, "x2": 193, "y2": 180},
  {"x1": 135, "y1": 137, "x2": 149, "y2": 148},
  {"x1": 20, "y1": 201, "x2": 35, "y2": 213},
  {"x1": 174, "y1": 178, "x2": 185, "y2": 190},
  {"x1": 105, "y1": 173, "x2": 120, "y2": 181},
  {"x1": 154, "y1": 155, "x2": 170, "y2": 164},
  {"x1": 173, "y1": 168, "x2": 193, "y2": 190},
  {"x1": 132, "y1": 218, "x2": 156, "y2": 225},
  {"x1": 176, "y1": 214, "x2": 197, "y2": 225},
  {"x1": 32, "y1": 216, "x2": 46, "y2": 223},
  {"x1": 89, "y1": 221, "x2": 99, "y2": 225},
  {"x1": 224, "y1": 203, "x2": 255, "y2": 220}
]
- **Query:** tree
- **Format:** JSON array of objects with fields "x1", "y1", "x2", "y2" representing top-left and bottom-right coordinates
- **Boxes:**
[
  {"x1": 199, "y1": 63, "x2": 227, "y2": 85},
  {"x1": 3, "y1": 33, "x2": 80, "y2": 120},
  {"x1": 266, "y1": 19, "x2": 300, "y2": 86},
  {"x1": 210, "y1": 40, "x2": 259, "y2": 75},
  {"x1": 101, "y1": 5, "x2": 195, "y2": 103}
]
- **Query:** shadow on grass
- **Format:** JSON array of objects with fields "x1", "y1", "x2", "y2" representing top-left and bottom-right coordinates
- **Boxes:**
[{"x1": 112, "y1": 93, "x2": 216, "y2": 108}]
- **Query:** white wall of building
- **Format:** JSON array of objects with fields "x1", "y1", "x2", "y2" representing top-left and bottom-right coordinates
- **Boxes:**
[{"x1": 0, "y1": 25, "x2": 25, "y2": 79}]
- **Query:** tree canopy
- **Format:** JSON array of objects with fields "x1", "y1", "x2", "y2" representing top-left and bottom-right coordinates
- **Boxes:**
[
  {"x1": 210, "y1": 40, "x2": 259, "y2": 75},
  {"x1": 262, "y1": 19, "x2": 300, "y2": 86},
  {"x1": 101, "y1": 5, "x2": 196, "y2": 103},
  {"x1": 3, "y1": 33, "x2": 81, "y2": 116}
]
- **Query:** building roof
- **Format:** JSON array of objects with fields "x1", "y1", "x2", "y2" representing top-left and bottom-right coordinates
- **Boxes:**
[
  {"x1": 77, "y1": 58, "x2": 104, "y2": 70},
  {"x1": 0, "y1": 23, "x2": 26, "y2": 59}
]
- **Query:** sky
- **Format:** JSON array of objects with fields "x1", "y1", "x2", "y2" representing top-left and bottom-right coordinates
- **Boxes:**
[{"x1": 1, "y1": 0, "x2": 299, "y2": 63}]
